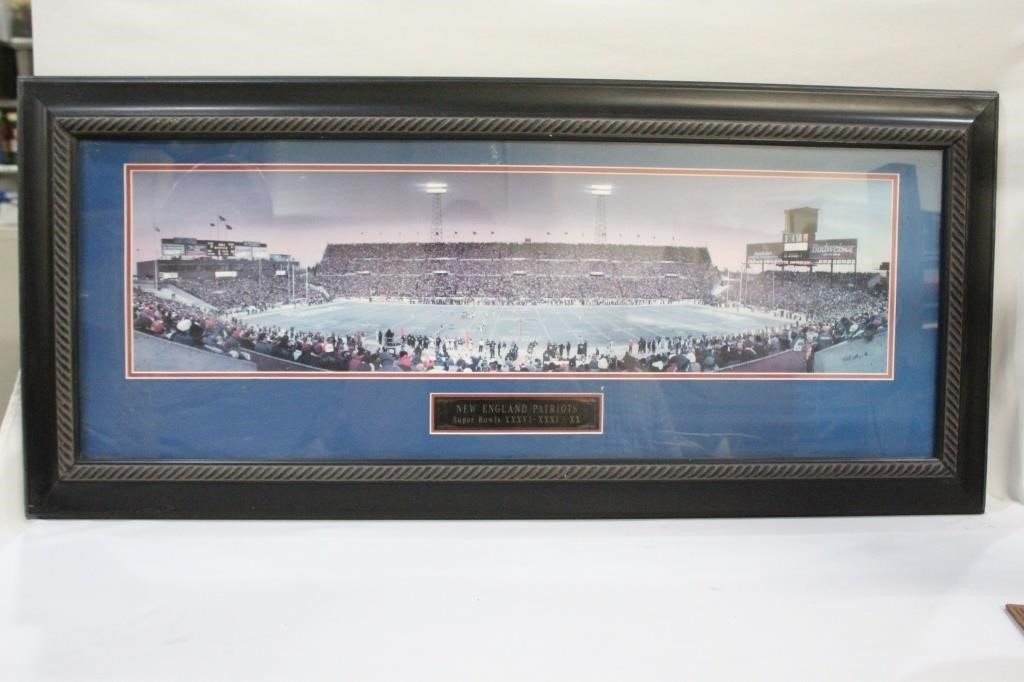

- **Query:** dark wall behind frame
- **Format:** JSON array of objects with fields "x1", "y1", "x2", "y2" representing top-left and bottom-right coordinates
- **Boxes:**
[{"x1": 18, "y1": 78, "x2": 997, "y2": 519}]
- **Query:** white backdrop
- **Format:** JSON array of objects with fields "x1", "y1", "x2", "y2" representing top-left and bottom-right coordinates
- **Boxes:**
[
  {"x1": 4, "y1": 4, "x2": 1023, "y2": 680},
  {"x1": 34, "y1": 0, "x2": 1024, "y2": 500},
  {"x1": 32, "y1": 1, "x2": 1024, "y2": 501}
]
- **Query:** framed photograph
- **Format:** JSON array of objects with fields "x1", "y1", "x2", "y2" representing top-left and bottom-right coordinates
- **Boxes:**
[{"x1": 19, "y1": 78, "x2": 997, "y2": 518}]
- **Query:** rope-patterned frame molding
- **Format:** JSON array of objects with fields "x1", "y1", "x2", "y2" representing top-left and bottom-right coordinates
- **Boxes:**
[{"x1": 49, "y1": 114, "x2": 969, "y2": 483}]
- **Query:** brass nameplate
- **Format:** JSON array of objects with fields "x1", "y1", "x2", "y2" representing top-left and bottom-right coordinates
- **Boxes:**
[{"x1": 431, "y1": 394, "x2": 603, "y2": 434}]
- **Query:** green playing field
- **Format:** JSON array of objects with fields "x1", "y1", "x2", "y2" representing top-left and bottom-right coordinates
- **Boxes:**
[{"x1": 240, "y1": 300, "x2": 787, "y2": 350}]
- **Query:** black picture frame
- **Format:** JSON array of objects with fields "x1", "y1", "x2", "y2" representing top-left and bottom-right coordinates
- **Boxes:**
[{"x1": 19, "y1": 77, "x2": 998, "y2": 519}]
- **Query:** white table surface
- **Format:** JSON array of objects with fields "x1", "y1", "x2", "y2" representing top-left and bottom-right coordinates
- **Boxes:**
[{"x1": 1, "y1": 381, "x2": 1022, "y2": 681}]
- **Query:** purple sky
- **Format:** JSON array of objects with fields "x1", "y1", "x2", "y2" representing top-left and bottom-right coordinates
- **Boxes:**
[{"x1": 130, "y1": 168, "x2": 896, "y2": 270}]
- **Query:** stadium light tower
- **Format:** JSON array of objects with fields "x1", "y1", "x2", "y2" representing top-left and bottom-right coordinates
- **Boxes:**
[
  {"x1": 424, "y1": 182, "x2": 448, "y2": 242},
  {"x1": 586, "y1": 184, "x2": 612, "y2": 244}
]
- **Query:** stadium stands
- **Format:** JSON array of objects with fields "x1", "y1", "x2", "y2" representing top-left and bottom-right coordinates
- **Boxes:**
[
  {"x1": 312, "y1": 242, "x2": 718, "y2": 303},
  {"x1": 132, "y1": 241, "x2": 889, "y2": 374}
]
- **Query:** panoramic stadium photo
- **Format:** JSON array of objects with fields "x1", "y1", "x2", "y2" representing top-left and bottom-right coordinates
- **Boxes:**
[{"x1": 127, "y1": 161, "x2": 895, "y2": 378}]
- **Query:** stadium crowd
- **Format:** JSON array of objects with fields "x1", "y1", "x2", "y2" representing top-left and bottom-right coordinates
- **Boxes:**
[
  {"x1": 740, "y1": 271, "x2": 887, "y2": 324},
  {"x1": 312, "y1": 242, "x2": 718, "y2": 304},
  {"x1": 167, "y1": 271, "x2": 330, "y2": 311},
  {"x1": 133, "y1": 241, "x2": 888, "y2": 373}
]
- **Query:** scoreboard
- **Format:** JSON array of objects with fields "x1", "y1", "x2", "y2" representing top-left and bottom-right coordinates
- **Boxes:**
[
  {"x1": 747, "y1": 237, "x2": 858, "y2": 266},
  {"x1": 161, "y1": 237, "x2": 268, "y2": 260},
  {"x1": 745, "y1": 208, "x2": 858, "y2": 269},
  {"x1": 781, "y1": 232, "x2": 811, "y2": 260},
  {"x1": 781, "y1": 207, "x2": 818, "y2": 261},
  {"x1": 204, "y1": 241, "x2": 236, "y2": 258}
]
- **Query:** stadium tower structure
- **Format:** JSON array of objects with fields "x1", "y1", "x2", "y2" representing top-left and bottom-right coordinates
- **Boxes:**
[
  {"x1": 744, "y1": 207, "x2": 860, "y2": 275},
  {"x1": 586, "y1": 184, "x2": 612, "y2": 244},
  {"x1": 425, "y1": 182, "x2": 448, "y2": 242}
]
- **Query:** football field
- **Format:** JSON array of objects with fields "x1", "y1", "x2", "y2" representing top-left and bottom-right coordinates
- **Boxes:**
[{"x1": 241, "y1": 300, "x2": 787, "y2": 352}]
